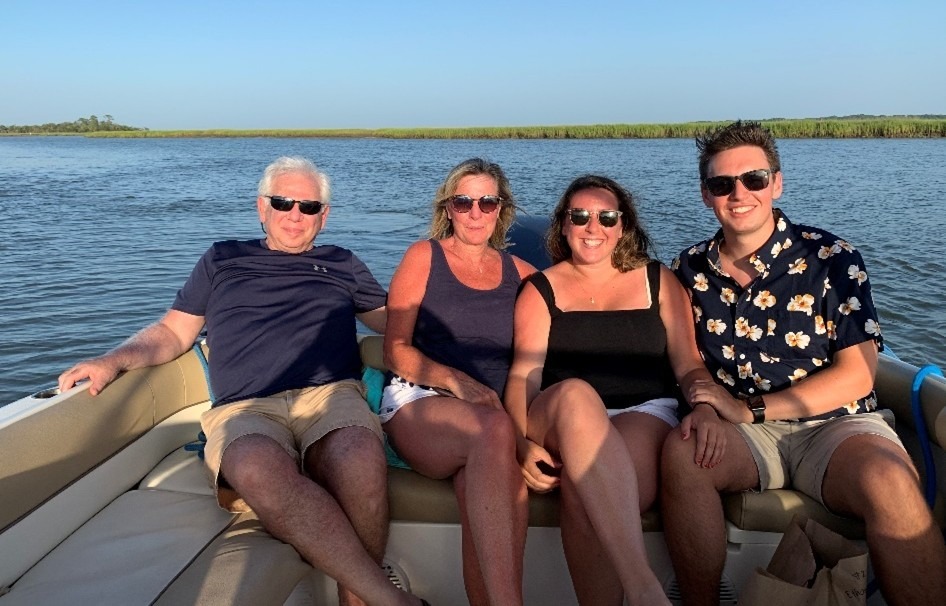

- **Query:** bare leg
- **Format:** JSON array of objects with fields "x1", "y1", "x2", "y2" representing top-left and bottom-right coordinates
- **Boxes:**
[
  {"x1": 559, "y1": 471, "x2": 624, "y2": 605},
  {"x1": 558, "y1": 412, "x2": 673, "y2": 605},
  {"x1": 660, "y1": 421, "x2": 757, "y2": 606},
  {"x1": 220, "y1": 434, "x2": 420, "y2": 606},
  {"x1": 528, "y1": 379, "x2": 671, "y2": 606},
  {"x1": 386, "y1": 395, "x2": 528, "y2": 606},
  {"x1": 454, "y1": 467, "x2": 489, "y2": 606},
  {"x1": 306, "y1": 426, "x2": 389, "y2": 606},
  {"x1": 822, "y1": 434, "x2": 946, "y2": 606}
]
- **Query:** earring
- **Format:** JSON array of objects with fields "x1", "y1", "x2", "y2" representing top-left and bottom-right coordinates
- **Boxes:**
[{"x1": 260, "y1": 222, "x2": 266, "y2": 234}]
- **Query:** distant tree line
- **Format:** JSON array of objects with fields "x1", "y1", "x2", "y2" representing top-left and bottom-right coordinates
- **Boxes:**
[{"x1": 0, "y1": 115, "x2": 145, "y2": 134}]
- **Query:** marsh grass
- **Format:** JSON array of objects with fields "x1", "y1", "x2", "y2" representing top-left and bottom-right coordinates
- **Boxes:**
[{"x1": 74, "y1": 118, "x2": 946, "y2": 139}]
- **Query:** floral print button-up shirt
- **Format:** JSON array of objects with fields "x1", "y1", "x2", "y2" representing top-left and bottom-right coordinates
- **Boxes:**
[{"x1": 672, "y1": 209, "x2": 883, "y2": 421}]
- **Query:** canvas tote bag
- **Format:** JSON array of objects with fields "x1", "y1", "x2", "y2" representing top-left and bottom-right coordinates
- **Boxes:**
[{"x1": 739, "y1": 514, "x2": 869, "y2": 606}]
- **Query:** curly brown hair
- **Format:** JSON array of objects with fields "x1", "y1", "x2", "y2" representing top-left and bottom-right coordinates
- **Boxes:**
[
  {"x1": 428, "y1": 158, "x2": 517, "y2": 250},
  {"x1": 546, "y1": 175, "x2": 653, "y2": 272}
]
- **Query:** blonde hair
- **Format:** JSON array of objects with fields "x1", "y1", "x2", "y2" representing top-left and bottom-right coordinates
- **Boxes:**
[{"x1": 428, "y1": 158, "x2": 517, "y2": 250}]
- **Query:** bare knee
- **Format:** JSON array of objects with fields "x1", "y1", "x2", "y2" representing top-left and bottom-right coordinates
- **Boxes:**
[
  {"x1": 221, "y1": 434, "x2": 298, "y2": 511},
  {"x1": 470, "y1": 407, "x2": 518, "y2": 459},
  {"x1": 827, "y1": 442, "x2": 924, "y2": 524},
  {"x1": 544, "y1": 379, "x2": 607, "y2": 430},
  {"x1": 309, "y1": 427, "x2": 387, "y2": 497}
]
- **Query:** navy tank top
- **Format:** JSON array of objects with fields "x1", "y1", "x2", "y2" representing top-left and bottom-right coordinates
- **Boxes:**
[
  {"x1": 533, "y1": 261, "x2": 678, "y2": 409},
  {"x1": 412, "y1": 240, "x2": 521, "y2": 396}
]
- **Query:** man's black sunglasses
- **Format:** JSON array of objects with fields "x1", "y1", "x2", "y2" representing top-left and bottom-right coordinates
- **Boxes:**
[
  {"x1": 702, "y1": 169, "x2": 773, "y2": 197},
  {"x1": 267, "y1": 195, "x2": 324, "y2": 215}
]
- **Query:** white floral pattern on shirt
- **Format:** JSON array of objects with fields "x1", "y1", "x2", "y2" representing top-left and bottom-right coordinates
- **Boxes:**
[{"x1": 673, "y1": 209, "x2": 882, "y2": 421}]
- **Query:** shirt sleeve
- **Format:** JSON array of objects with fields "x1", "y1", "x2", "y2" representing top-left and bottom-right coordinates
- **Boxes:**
[
  {"x1": 350, "y1": 253, "x2": 387, "y2": 313},
  {"x1": 172, "y1": 246, "x2": 215, "y2": 317},
  {"x1": 823, "y1": 242, "x2": 883, "y2": 353}
]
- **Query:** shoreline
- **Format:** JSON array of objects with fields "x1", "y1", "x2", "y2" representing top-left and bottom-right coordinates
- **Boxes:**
[{"x1": 3, "y1": 118, "x2": 946, "y2": 139}]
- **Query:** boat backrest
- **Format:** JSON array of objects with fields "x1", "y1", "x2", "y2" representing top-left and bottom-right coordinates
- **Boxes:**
[
  {"x1": 875, "y1": 355, "x2": 946, "y2": 450},
  {"x1": 359, "y1": 334, "x2": 386, "y2": 372},
  {"x1": 0, "y1": 347, "x2": 211, "y2": 534}
]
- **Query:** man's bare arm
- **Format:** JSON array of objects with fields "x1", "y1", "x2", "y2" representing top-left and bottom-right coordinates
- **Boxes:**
[{"x1": 58, "y1": 309, "x2": 205, "y2": 396}]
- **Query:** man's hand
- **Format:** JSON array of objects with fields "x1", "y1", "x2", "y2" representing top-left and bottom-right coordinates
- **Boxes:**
[
  {"x1": 58, "y1": 356, "x2": 122, "y2": 397},
  {"x1": 679, "y1": 403, "x2": 728, "y2": 468},
  {"x1": 686, "y1": 378, "x2": 752, "y2": 424}
]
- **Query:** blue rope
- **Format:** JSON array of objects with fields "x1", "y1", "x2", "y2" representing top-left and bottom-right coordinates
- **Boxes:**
[
  {"x1": 911, "y1": 364, "x2": 943, "y2": 507},
  {"x1": 185, "y1": 342, "x2": 214, "y2": 460},
  {"x1": 192, "y1": 342, "x2": 215, "y2": 404}
]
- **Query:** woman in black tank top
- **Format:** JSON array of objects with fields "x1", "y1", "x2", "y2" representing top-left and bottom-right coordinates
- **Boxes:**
[
  {"x1": 505, "y1": 176, "x2": 725, "y2": 606},
  {"x1": 381, "y1": 159, "x2": 536, "y2": 606}
]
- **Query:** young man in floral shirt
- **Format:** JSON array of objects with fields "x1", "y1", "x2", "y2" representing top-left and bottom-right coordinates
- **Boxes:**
[{"x1": 663, "y1": 120, "x2": 946, "y2": 606}]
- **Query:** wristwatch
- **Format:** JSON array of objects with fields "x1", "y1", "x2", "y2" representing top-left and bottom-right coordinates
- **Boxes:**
[{"x1": 744, "y1": 395, "x2": 766, "y2": 424}]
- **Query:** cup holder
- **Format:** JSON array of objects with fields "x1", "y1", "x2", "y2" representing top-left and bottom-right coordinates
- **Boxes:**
[{"x1": 31, "y1": 386, "x2": 61, "y2": 399}]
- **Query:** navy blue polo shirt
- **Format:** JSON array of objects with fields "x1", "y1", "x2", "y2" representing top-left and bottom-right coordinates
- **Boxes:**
[
  {"x1": 173, "y1": 240, "x2": 387, "y2": 406},
  {"x1": 672, "y1": 210, "x2": 883, "y2": 420}
]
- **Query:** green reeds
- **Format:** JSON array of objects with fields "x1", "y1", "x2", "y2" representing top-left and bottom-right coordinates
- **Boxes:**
[{"x1": 61, "y1": 118, "x2": 946, "y2": 139}]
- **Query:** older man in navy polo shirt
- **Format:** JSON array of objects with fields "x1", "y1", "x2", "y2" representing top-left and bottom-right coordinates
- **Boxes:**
[
  {"x1": 663, "y1": 121, "x2": 946, "y2": 606},
  {"x1": 59, "y1": 157, "x2": 426, "y2": 606}
]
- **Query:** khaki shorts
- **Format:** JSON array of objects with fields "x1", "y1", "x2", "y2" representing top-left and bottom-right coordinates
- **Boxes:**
[
  {"x1": 200, "y1": 379, "x2": 383, "y2": 511},
  {"x1": 736, "y1": 410, "x2": 904, "y2": 506}
]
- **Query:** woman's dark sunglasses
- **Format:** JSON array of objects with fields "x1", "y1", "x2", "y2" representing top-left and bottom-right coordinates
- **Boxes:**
[
  {"x1": 443, "y1": 195, "x2": 504, "y2": 214},
  {"x1": 702, "y1": 169, "x2": 773, "y2": 197},
  {"x1": 268, "y1": 195, "x2": 324, "y2": 215},
  {"x1": 567, "y1": 208, "x2": 623, "y2": 228}
]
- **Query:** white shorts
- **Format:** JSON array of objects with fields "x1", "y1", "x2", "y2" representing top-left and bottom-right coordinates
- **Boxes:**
[
  {"x1": 379, "y1": 375, "x2": 445, "y2": 423},
  {"x1": 607, "y1": 397, "x2": 680, "y2": 428}
]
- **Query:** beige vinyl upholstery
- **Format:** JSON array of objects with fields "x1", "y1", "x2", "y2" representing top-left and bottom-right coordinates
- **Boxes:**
[
  {"x1": 2, "y1": 338, "x2": 941, "y2": 604},
  {"x1": 0, "y1": 346, "x2": 210, "y2": 534}
]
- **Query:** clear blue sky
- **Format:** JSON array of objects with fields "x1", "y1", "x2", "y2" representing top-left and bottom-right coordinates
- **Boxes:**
[{"x1": 3, "y1": 0, "x2": 943, "y2": 130}]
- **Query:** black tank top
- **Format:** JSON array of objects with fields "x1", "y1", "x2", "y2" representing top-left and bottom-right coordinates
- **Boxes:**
[
  {"x1": 532, "y1": 261, "x2": 678, "y2": 409},
  {"x1": 412, "y1": 240, "x2": 521, "y2": 396}
]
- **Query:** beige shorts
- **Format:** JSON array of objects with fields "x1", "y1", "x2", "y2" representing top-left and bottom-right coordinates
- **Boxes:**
[
  {"x1": 736, "y1": 409, "x2": 904, "y2": 506},
  {"x1": 200, "y1": 379, "x2": 383, "y2": 511}
]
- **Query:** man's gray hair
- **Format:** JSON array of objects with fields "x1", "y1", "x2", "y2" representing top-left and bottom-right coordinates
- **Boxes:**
[{"x1": 258, "y1": 156, "x2": 332, "y2": 204}]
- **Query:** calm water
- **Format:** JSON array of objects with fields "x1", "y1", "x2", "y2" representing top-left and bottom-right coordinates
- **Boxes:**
[{"x1": 1, "y1": 136, "x2": 944, "y2": 405}]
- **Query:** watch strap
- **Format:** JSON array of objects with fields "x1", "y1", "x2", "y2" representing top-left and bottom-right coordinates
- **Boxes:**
[{"x1": 744, "y1": 395, "x2": 766, "y2": 424}]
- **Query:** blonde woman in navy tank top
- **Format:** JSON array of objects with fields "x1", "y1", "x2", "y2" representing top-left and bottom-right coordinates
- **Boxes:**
[
  {"x1": 381, "y1": 159, "x2": 536, "y2": 606},
  {"x1": 505, "y1": 175, "x2": 726, "y2": 606}
]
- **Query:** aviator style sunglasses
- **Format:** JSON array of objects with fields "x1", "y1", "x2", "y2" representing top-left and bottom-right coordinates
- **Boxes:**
[
  {"x1": 267, "y1": 195, "x2": 324, "y2": 215},
  {"x1": 442, "y1": 195, "x2": 505, "y2": 214},
  {"x1": 566, "y1": 208, "x2": 623, "y2": 228},
  {"x1": 702, "y1": 169, "x2": 773, "y2": 197}
]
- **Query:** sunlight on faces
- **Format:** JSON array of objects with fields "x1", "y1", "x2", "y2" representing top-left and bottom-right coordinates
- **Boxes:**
[
  {"x1": 701, "y1": 145, "x2": 782, "y2": 242},
  {"x1": 257, "y1": 172, "x2": 329, "y2": 254},
  {"x1": 446, "y1": 174, "x2": 501, "y2": 247},
  {"x1": 563, "y1": 187, "x2": 622, "y2": 267}
]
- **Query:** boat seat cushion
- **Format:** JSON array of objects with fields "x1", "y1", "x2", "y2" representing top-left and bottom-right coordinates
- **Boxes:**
[
  {"x1": 722, "y1": 489, "x2": 865, "y2": 539},
  {"x1": 139, "y1": 445, "x2": 215, "y2": 496},
  {"x1": 0, "y1": 489, "x2": 311, "y2": 606},
  {"x1": 0, "y1": 490, "x2": 231, "y2": 605}
]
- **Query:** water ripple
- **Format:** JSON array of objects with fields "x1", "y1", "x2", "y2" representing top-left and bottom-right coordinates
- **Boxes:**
[{"x1": 1, "y1": 136, "x2": 944, "y2": 403}]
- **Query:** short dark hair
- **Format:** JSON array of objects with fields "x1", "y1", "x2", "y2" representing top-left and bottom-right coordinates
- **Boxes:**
[
  {"x1": 696, "y1": 120, "x2": 781, "y2": 179},
  {"x1": 546, "y1": 175, "x2": 653, "y2": 272}
]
